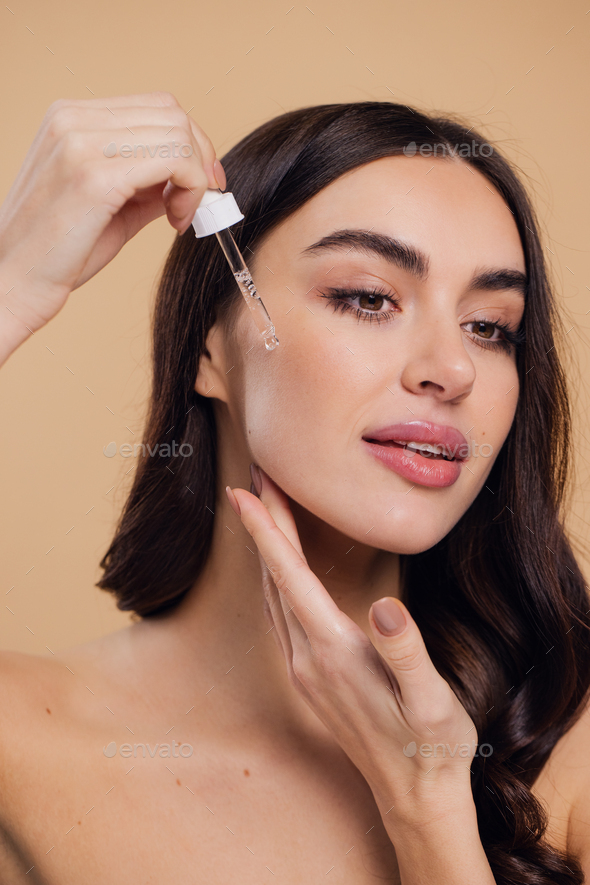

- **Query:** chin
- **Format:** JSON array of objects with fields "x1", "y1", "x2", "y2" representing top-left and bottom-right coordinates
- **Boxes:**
[
  {"x1": 377, "y1": 530, "x2": 450, "y2": 556},
  {"x1": 363, "y1": 523, "x2": 454, "y2": 556},
  {"x1": 309, "y1": 493, "x2": 463, "y2": 556}
]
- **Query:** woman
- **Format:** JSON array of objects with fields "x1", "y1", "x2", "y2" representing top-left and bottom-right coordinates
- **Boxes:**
[{"x1": 0, "y1": 93, "x2": 589, "y2": 884}]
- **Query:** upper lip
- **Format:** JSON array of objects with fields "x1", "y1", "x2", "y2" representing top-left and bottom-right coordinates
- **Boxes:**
[{"x1": 362, "y1": 420, "x2": 469, "y2": 461}]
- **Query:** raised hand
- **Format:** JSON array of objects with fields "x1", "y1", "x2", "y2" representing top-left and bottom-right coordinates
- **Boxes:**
[
  {"x1": 0, "y1": 91, "x2": 224, "y2": 362},
  {"x1": 226, "y1": 465, "x2": 478, "y2": 824}
]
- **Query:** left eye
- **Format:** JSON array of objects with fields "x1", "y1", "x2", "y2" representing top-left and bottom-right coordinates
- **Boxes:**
[
  {"x1": 355, "y1": 291, "x2": 387, "y2": 310},
  {"x1": 316, "y1": 287, "x2": 400, "y2": 324},
  {"x1": 466, "y1": 320, "x2": 502, "y2": 340}
]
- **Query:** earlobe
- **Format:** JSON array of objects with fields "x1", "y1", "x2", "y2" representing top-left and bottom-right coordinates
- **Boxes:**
[
  {"x1": 194, "y1": 346, "x2": 214, "y2": 397},
  {"x1": 194, "y1": 322, "x2": 231, "y2": 403}
]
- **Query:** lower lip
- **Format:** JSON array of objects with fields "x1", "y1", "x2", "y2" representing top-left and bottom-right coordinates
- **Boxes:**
[{"x1": 361, "y1": 439, "x2": 463, "y2": 487}]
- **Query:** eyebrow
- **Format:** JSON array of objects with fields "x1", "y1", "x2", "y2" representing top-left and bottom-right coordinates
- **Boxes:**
[{"x1": 300, "y1": 229, "x2": 527, "y2": 297}]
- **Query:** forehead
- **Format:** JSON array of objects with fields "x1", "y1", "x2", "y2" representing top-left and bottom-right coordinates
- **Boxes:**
[{"x1": 261, "y1": 155, "x2": 526, "y2": 275}]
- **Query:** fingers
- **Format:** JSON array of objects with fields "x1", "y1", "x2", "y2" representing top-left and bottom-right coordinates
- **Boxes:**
[
  {"x1": 250, "y1": 468, "x2": 313, "y2": 661},
  {"x1": 42, "y1": 93, "x2": 225, "y2": 231},
  {"x1": 47, "y1": 126, "x2": 208, "y2": 231},
  {"x1": 44, "y1": 103, "x2": 221, "y2": 190},
  {"x1": 257, "y1": 547, "x2": 294, "y2": 661},
  {"x1": 227, "y1": 478, "x2": 309, "y2": 683},
  {"x1": 369, "y1": 597, "x2": 457, "y2": 723},
  {"x1": 256, "y1": 539, "x2": 310, "y2": 661},
  {"x1": 0, "y1": 90, "x2": 229, "y2": 334},
  {"x1": 231, "y1": 483, "x2": 345, "y2": 653},
  {"x1": 252, "y1": 466, "x2": 307, "y2": 562}
]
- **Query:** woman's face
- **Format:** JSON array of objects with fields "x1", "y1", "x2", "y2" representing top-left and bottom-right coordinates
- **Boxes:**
[{"x1": 209, "y1": 155, "x2": 526, "y2": 554}]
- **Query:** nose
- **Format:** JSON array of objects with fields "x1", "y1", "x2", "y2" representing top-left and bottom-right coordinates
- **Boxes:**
[{"x1": 399, "y1": 311, "x2": 476, "y2": 404}]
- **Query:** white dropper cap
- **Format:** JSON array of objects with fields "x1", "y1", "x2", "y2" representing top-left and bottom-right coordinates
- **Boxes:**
[{"x1": 191, "y1": 188, "x2": 244, "y2": 238}]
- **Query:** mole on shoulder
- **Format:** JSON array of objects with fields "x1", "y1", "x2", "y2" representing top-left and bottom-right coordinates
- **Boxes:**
[
  {"x1": 243, "y1": 769, "x2": 250, "y2": 777},
  {"x1": 78, "y1": 821, "x2": 81, "y2": 825},
  {"x1": 176, "y1": 779, "x2": 181, "y2": 786},
  {"x1": 46, "y1": 708, "x2": 51, "y2": 714}
]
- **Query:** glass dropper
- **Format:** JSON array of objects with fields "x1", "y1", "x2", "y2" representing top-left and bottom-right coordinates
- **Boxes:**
[
  {"x1": 191, "y1": 188, "x2": 279, "y2": 352},
  {"x1": 214, "y1": 227, "x2": 279, "y2": 351}
]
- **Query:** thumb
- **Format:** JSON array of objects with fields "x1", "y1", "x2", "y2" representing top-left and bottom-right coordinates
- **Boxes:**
[{"x1": 369, "y1": 597, "x2": 445, "y2": 713}]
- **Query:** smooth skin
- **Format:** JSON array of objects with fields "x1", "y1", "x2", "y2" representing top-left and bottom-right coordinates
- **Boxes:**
[{"x1": 0, "y1": 93, "x2": 589, "y2": 884}]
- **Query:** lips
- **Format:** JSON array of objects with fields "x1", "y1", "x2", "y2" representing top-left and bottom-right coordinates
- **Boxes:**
[
  {"x1": 363, "y1": 421, "x2": 468, "y2": 461},
  {"x1": 361, "y1": 420, "x2": 468, "y2": 488}
]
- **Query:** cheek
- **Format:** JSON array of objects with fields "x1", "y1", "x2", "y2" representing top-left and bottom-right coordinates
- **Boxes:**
[
  {"x1": 241, "y1": 319, "x2": 377, "y2": 488},
  {"x1": 473, "y1": 360, "x2": 519, "y2": 454}
]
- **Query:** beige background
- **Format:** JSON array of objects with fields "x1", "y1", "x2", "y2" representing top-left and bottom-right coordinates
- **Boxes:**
[{"x1": 1, "y1": 0, "x2": 589, "y2": 653}]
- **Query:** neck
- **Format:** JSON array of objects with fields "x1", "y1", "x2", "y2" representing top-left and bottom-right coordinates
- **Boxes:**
[{"x1": 131, "y1": 489, "x2": 401, "y2": 749}]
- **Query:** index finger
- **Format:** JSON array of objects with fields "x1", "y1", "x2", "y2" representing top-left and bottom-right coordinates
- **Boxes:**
[
  {"x1": 50, "y1": 91, "x2": 222, "y2": 188},
  {"x1": 232, "y1": 487, "x2": 347, "y2": 643},
  {"x1": 252, "y1": 466, "x2": 307, "y2": 562}
]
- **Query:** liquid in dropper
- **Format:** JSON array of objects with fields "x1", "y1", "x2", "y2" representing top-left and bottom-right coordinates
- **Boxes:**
[
  {"x1": 233, "y1": 269, "x2": 279, "y2": 351},
  {"x1": 214, "y1": 227, "x2": 279, "y2": 351}
]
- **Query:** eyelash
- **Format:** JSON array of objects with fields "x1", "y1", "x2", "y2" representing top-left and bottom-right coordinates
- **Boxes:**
[{"x1": 316, "y1": 286, "x2": 526, "y2": 354}]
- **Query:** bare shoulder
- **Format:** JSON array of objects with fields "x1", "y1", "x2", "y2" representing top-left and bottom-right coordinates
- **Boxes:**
[
  {"x1": 0, "y1": 629, "x2": 137, "y2": 789},
  {"x1": 0, "y1": 629, "x2": 131, "y2": 725},
  {"x1": 0, "y1": 631, "x2": 147, "y2": 881},
  {"x1": 531, "y1": 694, "x2": 590, "y2": 866},
  {"x1": 0, "y1": 649, "x2": 69, "y2": 738},
  {"x1": 0, "y1": 649, "x2": 77, "y2": 851}
]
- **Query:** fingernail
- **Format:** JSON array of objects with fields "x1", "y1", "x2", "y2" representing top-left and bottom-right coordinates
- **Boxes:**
[
  {"x1": 249, "y1": 463, "x2": 262, "y2": 496},
  {"x1": 225, "y1": 485, "x2": 241, "y2": 516},
  {"x1": 214, "y1": 158, "x2": 227, "y2": 191},
  {"x1": 372, "y1": 598, "x2": 406, "y2": 636}
]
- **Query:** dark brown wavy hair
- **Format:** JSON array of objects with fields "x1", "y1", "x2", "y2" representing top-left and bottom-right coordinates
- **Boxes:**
[{"x1": 98, "y1": 101, "x2": 590, "y2": 883}]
